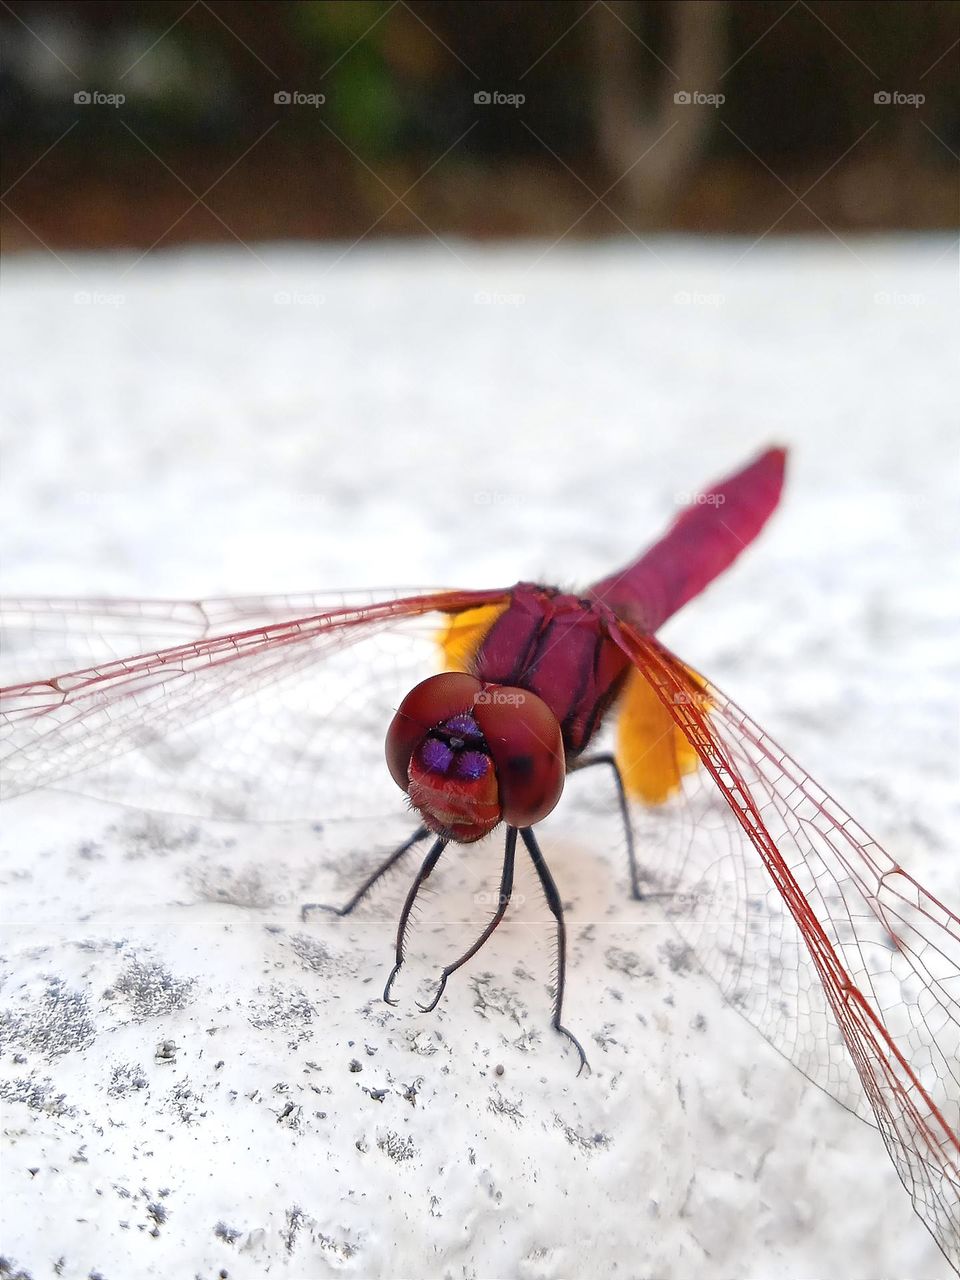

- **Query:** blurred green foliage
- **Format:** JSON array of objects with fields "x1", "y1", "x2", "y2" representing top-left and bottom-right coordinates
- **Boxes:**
[
  {"x1": 292, "y1": 2, "x2": 403, "y2": 154},
  {"x1": 1, "y1": 0, "x2": 956, "y2": 245}
]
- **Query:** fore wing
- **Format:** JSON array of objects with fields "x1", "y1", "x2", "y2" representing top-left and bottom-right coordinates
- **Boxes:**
[
  {"x1": 611, "y1": 622, "x2": 960, "y2": 1272},
  {"x1": 0, "y1": 588, "x2": 511, "y2": 821}
]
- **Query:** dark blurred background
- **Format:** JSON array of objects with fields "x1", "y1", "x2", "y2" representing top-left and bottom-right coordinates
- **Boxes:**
[{"x1": 2, "y1": 0, "x2": 957, "y2": 251}]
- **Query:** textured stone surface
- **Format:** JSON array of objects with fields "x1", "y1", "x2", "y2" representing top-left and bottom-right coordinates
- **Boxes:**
[{"x1": 1, "y1": 239, "x2": 957, "y2": 1279}]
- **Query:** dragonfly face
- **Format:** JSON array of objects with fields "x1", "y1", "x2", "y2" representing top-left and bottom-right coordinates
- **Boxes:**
[{"x1": 385, "y1": 671, "x2": 565, "y2": 842}]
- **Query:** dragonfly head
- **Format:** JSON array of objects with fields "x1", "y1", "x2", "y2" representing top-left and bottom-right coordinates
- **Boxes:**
[{"x1": 385, "y1": 672, "x2": 565, "y2": 843}]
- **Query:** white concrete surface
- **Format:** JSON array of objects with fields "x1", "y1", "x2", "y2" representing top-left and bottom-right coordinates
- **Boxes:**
[{"x1": 1, "y1": 237, "x2": 958, "y2": 1279}]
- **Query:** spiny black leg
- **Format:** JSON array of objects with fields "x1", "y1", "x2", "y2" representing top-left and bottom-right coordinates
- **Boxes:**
[
  {"x1": 383, "y1": 835, "x2": 447, "y2": 1005},
  {"x1": 519, "y1": 826, "x2": 590, "y2": 1076},
  {"x1": 417, "y1": 827, "x2": 518, "y2": 1014},
  {"x1": 301, "y1": 825, "x2": 430, "y2": 921},
  {"x1": 572, "y1": 753, "x2": 642, "y2": 900}
]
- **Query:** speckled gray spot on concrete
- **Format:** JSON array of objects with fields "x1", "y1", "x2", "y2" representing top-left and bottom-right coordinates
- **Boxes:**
[
  {"x1": 0, "y1": 979, "x2": 96, "y2": 1058},
  {"x1": 111, "y1": 956, "x2": 196, "y2": 1021}
]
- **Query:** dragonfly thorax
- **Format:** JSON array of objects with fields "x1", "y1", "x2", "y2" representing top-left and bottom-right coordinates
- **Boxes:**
[{"x1": 385, "y1": 672, "x2": 566, "y2": 843}]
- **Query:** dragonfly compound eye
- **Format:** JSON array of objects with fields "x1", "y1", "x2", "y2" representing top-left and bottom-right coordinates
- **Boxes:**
[
  {"x1": 470, "y1": 685, "x2": 565, "y2": 828},
  {"x1": 386, "y1": 672, "x2": 501, "y2": 842},
  {"x1": 385, "y1": 674, "x2": 565, "y2": 841}
]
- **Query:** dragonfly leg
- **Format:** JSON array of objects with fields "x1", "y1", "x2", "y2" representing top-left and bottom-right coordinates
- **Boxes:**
[
  {"x1": 571, "y1": 753, "x2": 642, "y2": 900},
  {"x1": 300, "y1": 824, "x2": 430, "y2": 921},
  {"x1": 519, "y1": 826, "x2": 590, "y2": 1077},
  {"x1": 417, "y1": 827, "x2": 518, "y2": 1014},
  {"x1": 383, "y1": 836, "x2": 447, "y2": 1005}
]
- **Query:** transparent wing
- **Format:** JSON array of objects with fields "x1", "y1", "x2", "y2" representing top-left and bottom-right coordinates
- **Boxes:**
[
  {"x1": 0, "y1": 590, "x2": 455, "y2": 680},
  {"x1": 0, "y1": 588, "x2": 511, "y2": 823},
  {"x1": 613, "y1": 623, "x2": 960, "y2": 1273}
]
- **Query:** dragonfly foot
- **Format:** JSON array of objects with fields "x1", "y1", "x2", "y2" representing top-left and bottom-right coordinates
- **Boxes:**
[
  {"x1": 416, "y1": 972, "x2": 449, "y2": 1014},
  {"x1": 556, "y1": 1021, "x2": 591, "y2": 1077},
  {"x1": 383, "y1": 962, "x2": 403, "y2": 1006}
]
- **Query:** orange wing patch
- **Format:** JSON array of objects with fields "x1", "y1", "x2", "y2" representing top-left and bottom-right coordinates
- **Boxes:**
[
  {"x1": 616, "y1": 667, "x2": 707, "y2": 804},
  {"x1": 437, "y1": 601, "x2": 509, "y2": 673}
]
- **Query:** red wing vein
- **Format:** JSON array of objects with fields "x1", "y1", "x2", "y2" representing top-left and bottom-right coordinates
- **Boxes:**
[
  {"x1": 613, "y1": 622, "x2": 960, "y2": 1271},
  {"x1": 0, "y1": 588, "x2": 510, "y2": 799}
]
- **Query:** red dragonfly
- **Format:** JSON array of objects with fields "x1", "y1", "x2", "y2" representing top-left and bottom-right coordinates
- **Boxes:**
[{"x1": 1, "y1": 447, "x2": 957, "y2": 1269}]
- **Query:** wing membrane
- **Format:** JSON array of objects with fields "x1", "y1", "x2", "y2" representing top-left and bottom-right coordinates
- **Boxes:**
[
  {"x1": 0, "y1": 590, "x2": 462, "y2": 681},
  {"x1": 612, "y1": 622, "x2": 960, "y2": 1271},
  {"x1": 3, "y1": 587, "x2": 958, "y2": 1265},
  {"x1": 0, "y1": 588, "x2": 510, "y2": 820}
]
